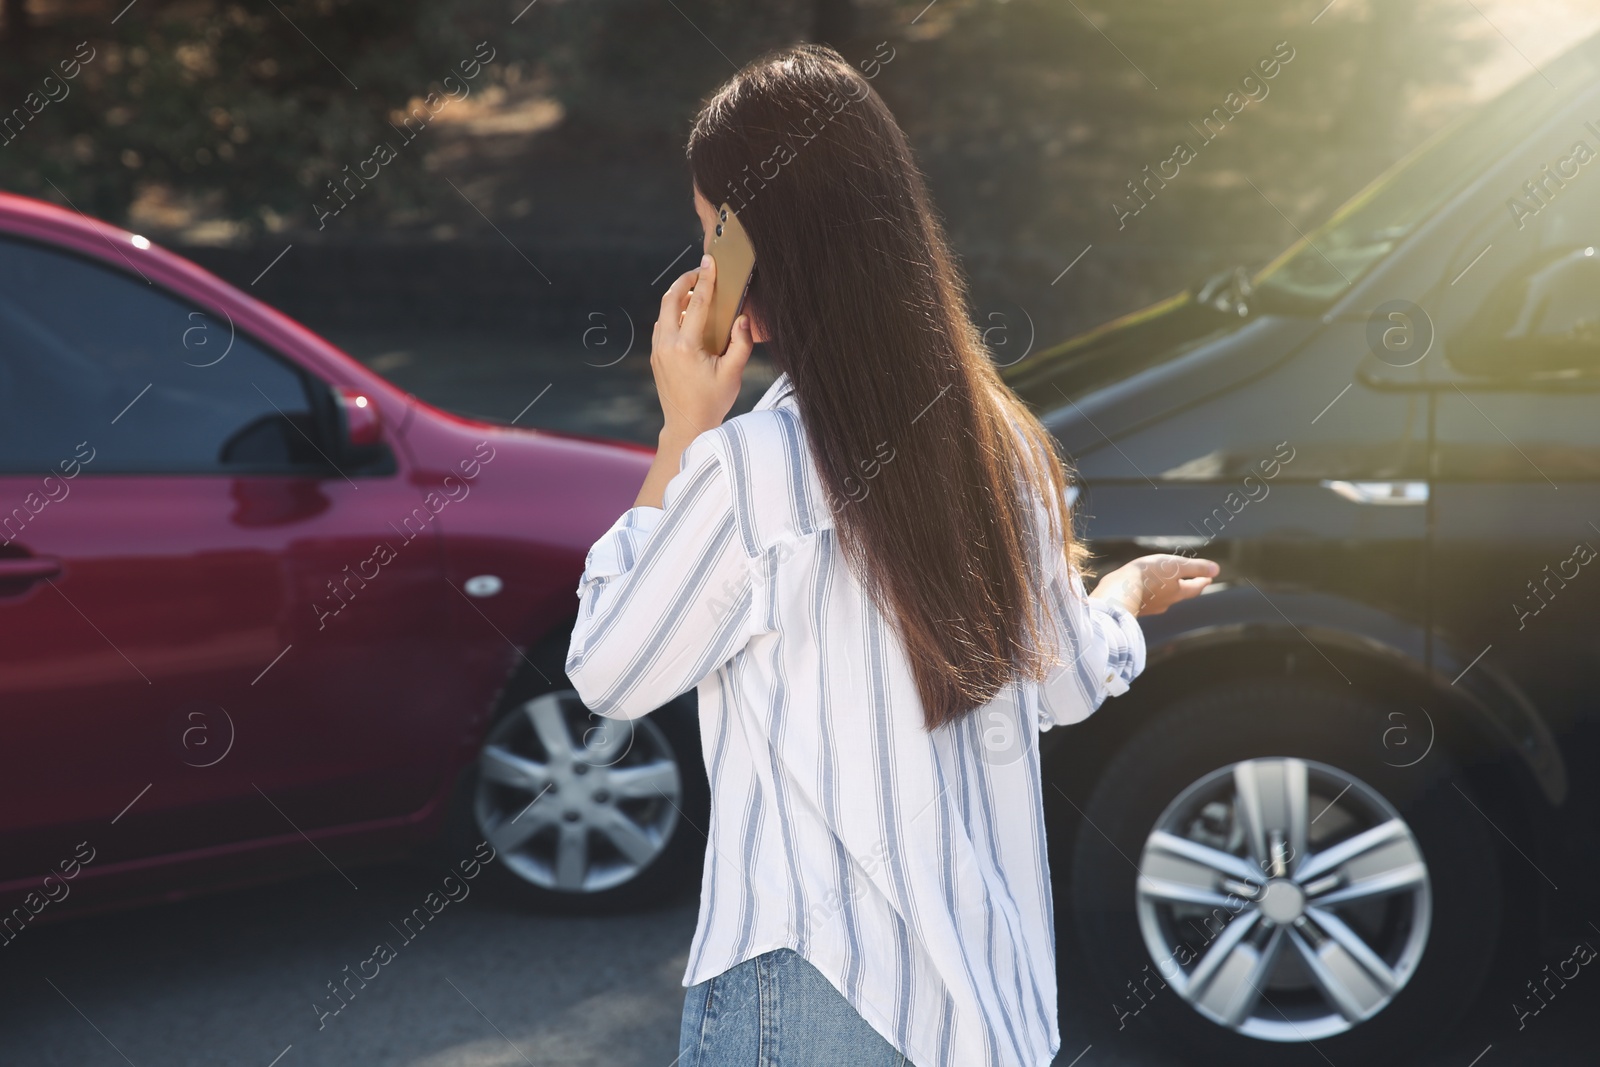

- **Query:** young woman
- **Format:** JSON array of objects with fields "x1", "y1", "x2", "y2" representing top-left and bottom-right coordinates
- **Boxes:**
[{"x1": 566, "y1": 43, "x2": 1216, "y2": 1067}]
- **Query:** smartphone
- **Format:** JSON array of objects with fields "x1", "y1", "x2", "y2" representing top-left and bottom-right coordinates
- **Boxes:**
[{"x1": 699, "y1": 202, "x2": 756, "y2": 356}]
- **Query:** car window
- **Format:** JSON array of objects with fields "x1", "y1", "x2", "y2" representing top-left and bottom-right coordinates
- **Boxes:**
[
  {"x1": 1439, "y1": 128, "x2": 1600, "y2": 381},
  {"x1": 1430, "y1": 137, "x2": 1600, "y2": 482},
  {"x1": 0, "y1": 236, "x2": 326, "y2": 475}
]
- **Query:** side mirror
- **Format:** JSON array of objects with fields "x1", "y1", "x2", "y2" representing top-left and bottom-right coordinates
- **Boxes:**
[
  {"x1": 334, "y1": 386, "x2": 393, "y2": 473},
  {"x1": 336, "y1": 386, "x2": 383, "y2": 446},
  {"x1": 1448, "y1": 246, "x2": 1600, "y2": 380}
]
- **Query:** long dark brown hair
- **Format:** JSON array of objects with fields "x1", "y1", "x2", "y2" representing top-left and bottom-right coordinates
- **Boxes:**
[{"x1": 688, "y1": 44, "x2": 1082, "y2": 731}]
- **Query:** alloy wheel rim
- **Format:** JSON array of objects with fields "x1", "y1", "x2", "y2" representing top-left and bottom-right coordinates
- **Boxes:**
[
  {"x1": 1134, "y1": 757, "x2": 1432, "y2": 1042},
  {"x1": 473, "y1": 691, "x2": 682, "y2": 893}
]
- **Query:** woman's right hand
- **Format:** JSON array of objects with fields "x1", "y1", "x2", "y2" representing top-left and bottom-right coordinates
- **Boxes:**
[{"x1": 1089, "y1": 554, "x2": 1219, "y2": 616}]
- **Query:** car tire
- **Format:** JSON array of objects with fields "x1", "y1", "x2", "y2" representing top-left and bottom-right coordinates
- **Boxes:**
[
  {"x1": 448, "y1": 654, "x2": 710, "y2": 915},
  {"x1": 1068, "y1": 679, "x2": 1503, "y2": 1066}
]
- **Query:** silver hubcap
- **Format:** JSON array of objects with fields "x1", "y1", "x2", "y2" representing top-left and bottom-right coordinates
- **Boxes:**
[
  {"x1": 1135, "y1": 757, "x2": 1431, "y2": 1042},
  {"x1": 474, "y1": 691, "x2": 682, "y2": 893}
]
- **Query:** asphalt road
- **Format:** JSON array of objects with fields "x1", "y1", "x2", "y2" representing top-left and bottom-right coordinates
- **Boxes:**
[
  {"x1": 1, "y1": 853, "x2": 1594, "y2": 1067},
  {"x1": 7, "y1": 334, "x2": 1593, "y2": 1066}
]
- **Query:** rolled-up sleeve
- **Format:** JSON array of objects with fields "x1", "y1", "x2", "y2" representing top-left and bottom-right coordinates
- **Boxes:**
[
  {"x1": 565, "y1": 429, "x2": 758, "y2": 719},
  {"x1": 1036, "y1": 554, "x2": 1147, "y2": 730}
]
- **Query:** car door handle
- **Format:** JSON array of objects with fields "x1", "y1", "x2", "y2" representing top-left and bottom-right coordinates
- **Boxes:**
[
  {"x1": 1321, "y1": 479, "x2": 1428, "y2": 505},
  {"x1": 0, "y1": 555, "x2": 63, "y2": 589}
]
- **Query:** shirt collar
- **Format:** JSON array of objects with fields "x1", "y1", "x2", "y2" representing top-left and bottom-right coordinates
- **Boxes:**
[{"x1": 752, "y1": 370, "x2": 797, "y2": 412}]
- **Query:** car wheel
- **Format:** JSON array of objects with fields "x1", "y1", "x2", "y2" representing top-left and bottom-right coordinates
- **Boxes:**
[
  {"x1": 468, "y1": 687, "x2": 708, "y2": 913},
  {"x1": 1068, "y1": 679, "x2": 1503, "y2": 1066}
]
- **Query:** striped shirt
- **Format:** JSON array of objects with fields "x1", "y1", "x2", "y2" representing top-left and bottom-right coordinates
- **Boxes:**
[{"x1": 566, "y1": 372, "x2": 1145, "y2": 1067}]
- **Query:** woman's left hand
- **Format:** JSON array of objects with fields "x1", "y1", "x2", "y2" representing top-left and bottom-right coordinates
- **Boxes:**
[
  {"x1": 650, "y1": 254, "x2": 754, "y2": 440},
  {"x1": 1090, "y1": 554, "x2": 1219, "y2": 616}
]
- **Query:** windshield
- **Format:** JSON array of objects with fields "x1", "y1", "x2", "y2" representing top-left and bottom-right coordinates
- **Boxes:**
[
  {"x1": 1252, "y1": 64, "x2": 1578, "y2": 311},
  {"x1": 1003, "y1": 38, "x2": 1599, "y2": 408}
]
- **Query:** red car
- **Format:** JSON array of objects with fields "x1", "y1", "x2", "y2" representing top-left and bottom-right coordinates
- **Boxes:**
[{"x1": 0, "y1": 193, "x2": 707, "y2": 933}]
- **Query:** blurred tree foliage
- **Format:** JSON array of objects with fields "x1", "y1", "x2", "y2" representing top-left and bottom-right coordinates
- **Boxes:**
[
  {"x1": 874, "y1": 0, "x2": 1490, "y2": 253},
  {"x1": 0, "y1": 0, "x2": 820, "y2": 235},
  {"x1": 0, "y1": 0, "x2": 551, "y2": 232},
  {"x1": 0, "y1": 0, "x2": 1495, "y2": 269}
]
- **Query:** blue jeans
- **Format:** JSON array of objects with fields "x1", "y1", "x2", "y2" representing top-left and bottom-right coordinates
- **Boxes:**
[{"x1": 679, "y1": 948, "x2": 911, "y2": 1066}]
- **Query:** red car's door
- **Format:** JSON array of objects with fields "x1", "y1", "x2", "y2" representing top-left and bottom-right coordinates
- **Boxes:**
[{"x1": 0, "y1": 234, "x2": 455, "y2": 888}]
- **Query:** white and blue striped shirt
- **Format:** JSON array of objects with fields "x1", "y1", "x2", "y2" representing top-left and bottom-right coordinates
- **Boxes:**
[{"x1": 566, "y1": 372, "x2": 1145, "y2": 1067}]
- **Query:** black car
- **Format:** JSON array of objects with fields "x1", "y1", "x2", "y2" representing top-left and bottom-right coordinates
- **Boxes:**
[{"x1": 1003, "y1": 32, "x2": 1600, "y2": 1067}]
